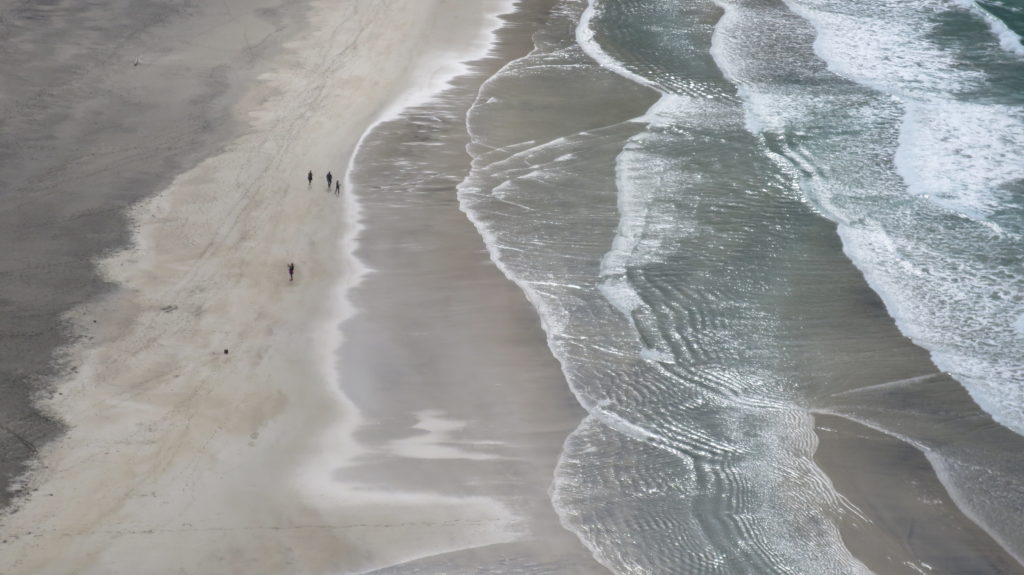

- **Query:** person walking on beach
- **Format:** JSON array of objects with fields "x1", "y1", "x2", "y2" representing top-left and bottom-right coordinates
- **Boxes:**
[
  {"x1": 326, "y1": 171, "x2": 333, "y2": 189},
  {"x1": 307, "y1": 170, "x2": 313, "y2": 187},
  {"x1": 335, "y1": 180, "x2": 340, "y2": 195},
  {"x1": 288, "y1": 262, "x2": 295, "y2": 282}
]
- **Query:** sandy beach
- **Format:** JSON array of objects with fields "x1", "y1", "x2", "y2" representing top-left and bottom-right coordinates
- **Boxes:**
[{"x1": 0, "y1": 0, "x2": 608, "y2": 573}]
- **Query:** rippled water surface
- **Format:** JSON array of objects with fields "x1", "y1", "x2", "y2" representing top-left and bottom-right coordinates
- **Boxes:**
[{"x1": 458, "y1": 0, "x2": 1024, "y2": 572}]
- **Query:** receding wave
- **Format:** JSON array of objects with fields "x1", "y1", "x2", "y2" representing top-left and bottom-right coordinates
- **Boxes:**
[{"x1": 958, "y1": 0, "x2": 1024, "y2": 56}]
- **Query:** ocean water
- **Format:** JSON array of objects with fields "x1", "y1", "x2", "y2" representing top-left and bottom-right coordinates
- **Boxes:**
[{"x1": 458, "y1": 0, "x2": 1024, "y2": 572}]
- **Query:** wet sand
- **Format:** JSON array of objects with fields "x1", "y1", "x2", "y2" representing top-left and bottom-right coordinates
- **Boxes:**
[
  {"x1": 816, "y1": 368, "x2": 1024, "y2": 574},
  {"x1": 338, "y1": 1, "x2": 606, "y2": 571},
  {"x1": 815, "y1": 413, "x2": 1022, "y2": 574}
]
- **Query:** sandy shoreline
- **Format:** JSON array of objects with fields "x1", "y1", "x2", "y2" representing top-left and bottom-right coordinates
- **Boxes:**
[{"x1": 0, "y1": 1, "x2": 552, "y2": 573}]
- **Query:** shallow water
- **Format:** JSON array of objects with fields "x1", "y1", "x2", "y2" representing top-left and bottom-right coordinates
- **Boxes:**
[{"x1": 458, "y1": 0, "x2": 1024, "y2": 572}]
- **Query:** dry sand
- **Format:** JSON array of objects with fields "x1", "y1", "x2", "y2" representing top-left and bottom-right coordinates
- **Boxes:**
[{"x1": 0, "y1": 1, "x2": 595, "y2": 573}]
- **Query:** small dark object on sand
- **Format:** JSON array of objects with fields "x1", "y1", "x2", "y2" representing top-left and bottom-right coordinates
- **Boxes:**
[{"x1": 224, "y1": 349, "x2": 229, "y2": 355}]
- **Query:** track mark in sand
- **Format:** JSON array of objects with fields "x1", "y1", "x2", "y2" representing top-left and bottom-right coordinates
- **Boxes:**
[
  {"x1": 6, "y1": 517, "x2": 511, "y2": 539},
  {"x1": 0, "y1": 423, "x2": 39, "y2": 454}
]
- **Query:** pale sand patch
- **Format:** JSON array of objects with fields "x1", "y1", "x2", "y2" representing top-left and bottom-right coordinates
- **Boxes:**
[
  {"x1": 383, "y1": 410, "x2": 505, "y2": 461},
  {"x1": 0, "y1": 1, "x2": 518, "y2": 574}
]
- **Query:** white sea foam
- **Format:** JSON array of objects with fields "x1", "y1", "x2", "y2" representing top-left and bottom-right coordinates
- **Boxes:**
[
  {"x1": 895, "y1": 101, "x2": 1024, "y2": 222},
  {"x1": 640, "y1": 347, "x2": 675, "y2": 363},
  {"x1": 783, "y1": 0, "x2": 987, "y2": 97},
  {"x1": 591, "y1": 401, "x2": 658, "y2": 442},
  {"x1": 952, "y1": 0, "x2": 1024, "y2": 56},
  {"x1": 576, "y1": 1, "x2": 662, "y2": 92}
]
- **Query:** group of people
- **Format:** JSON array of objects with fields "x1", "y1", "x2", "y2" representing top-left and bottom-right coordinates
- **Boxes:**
[
  {"x1": 292, "y1": 169, "x2": 343, "y2": 281},
  {"x1": 307, "y1": 169, "x2": 340, "y2": 195}
]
